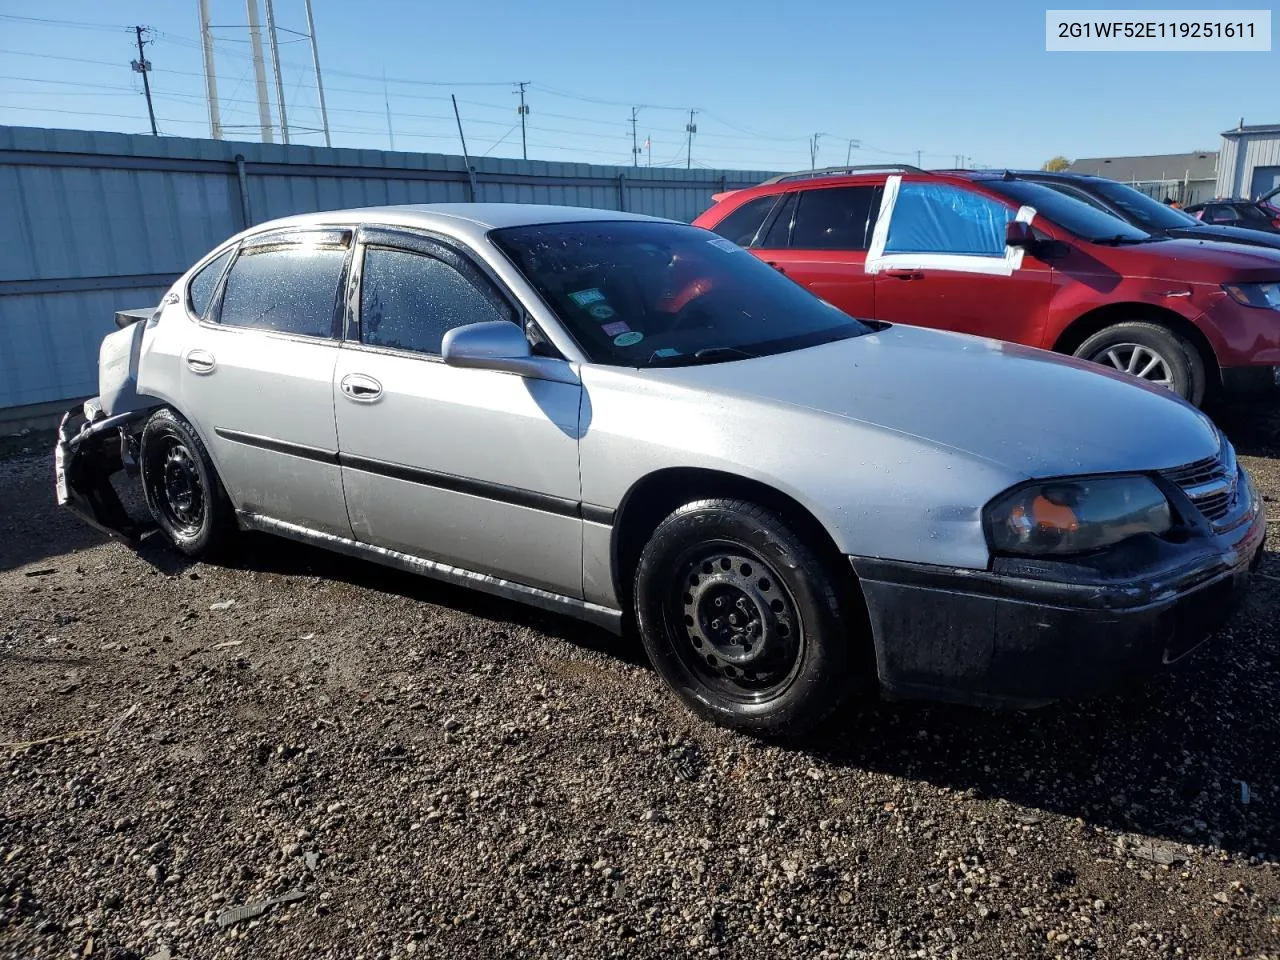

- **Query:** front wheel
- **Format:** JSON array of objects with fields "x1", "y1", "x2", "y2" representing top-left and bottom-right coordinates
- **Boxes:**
[
  {"x1": 633, "y1": 499, "x2": 861, "y2": 737},
  {"x1": 1073, "y1": 321, "x2": 1206, "y2": 406},
  {"x1": 140, "y1": 408, "x2": 237, "y2": 560}
]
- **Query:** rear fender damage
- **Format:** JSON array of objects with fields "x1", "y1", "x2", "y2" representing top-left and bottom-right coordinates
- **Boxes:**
[{"x1": 55, "y1": 403, "x2": 156, "y2": 544}]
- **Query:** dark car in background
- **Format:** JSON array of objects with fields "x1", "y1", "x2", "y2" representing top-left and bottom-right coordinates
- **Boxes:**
[
  {"x1": 1018, "y1": 171, "x2": 1280, "y2": 250},
  {"x1": 1185, "y1": 199, "x2": 1280, "y2": 234}
]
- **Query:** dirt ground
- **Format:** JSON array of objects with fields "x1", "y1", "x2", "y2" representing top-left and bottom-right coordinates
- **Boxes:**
[{"x1": 2, "y1": 405, "x2": 1279, "y2": 960}]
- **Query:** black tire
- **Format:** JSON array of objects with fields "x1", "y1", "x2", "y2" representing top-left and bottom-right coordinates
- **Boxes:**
[
  {"x1": 1073, "y1": 321, "x2": 1207, "y2": 406},
  {"x1": 140, "y1": 408, "x2": 236, "y2": 560},
  {"x1": 633, "y1": 498, "x2": 861, "y2": 737}
]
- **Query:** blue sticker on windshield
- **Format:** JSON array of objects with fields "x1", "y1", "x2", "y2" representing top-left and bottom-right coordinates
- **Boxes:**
[
  {"x1": 613, "y1": 331, "x2": 644, "y2": 347},
  {"x1": 653, "y1": 347, "x2": 681, "y2": 357},
  {"x1": 568, "y1": 288, "x2": 606, "y2": 307},
  {"x1": 588, "y1": 303, "x2": 616, "y2": 321}
]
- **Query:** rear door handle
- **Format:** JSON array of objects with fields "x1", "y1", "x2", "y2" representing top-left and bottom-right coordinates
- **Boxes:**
[
  {"x1": 340, "y1": 373, "x2": 383, "y2": 402},
  {"x1": 884, "y1": 269, "x2": 924, "y2": 281},
  {"x1": 765, "y1": 261, "x2": 786, "y2": 274},
  {"x1": 185, "y1": 349, "x2": 216, "y2": 374}
]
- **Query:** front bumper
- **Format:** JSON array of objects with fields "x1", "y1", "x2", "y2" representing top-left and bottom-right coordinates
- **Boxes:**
[{"x1": 851, "y1": 500, "x2": 1266, "y2": 708}]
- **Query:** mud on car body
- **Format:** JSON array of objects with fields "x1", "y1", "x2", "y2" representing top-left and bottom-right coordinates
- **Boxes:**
[{"x1": 57, "y1": 203, "x2": 1265, "y2": 736}]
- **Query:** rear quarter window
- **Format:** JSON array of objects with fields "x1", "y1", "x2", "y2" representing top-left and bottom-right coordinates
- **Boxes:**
[
  {"x1": 708, "y1": 194, "x2": 778, "y2": 247},
  {"x1": 186, "y1": 248, "x2": 233, "y2": 318}
]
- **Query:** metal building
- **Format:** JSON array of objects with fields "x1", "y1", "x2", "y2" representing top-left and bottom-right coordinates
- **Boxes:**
[{"x1": 1215, "y1": 121, "x2": 1280, "y2": 200}]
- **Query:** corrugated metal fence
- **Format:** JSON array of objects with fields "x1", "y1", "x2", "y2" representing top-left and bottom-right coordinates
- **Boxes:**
[{"x1": 0, "y1": 124, "x2": 777, "y2": 413}]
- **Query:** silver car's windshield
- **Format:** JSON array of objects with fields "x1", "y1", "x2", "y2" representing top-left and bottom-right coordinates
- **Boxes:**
[{"x1": 490, "y1": 220, "x2": 872, "y2": 366}]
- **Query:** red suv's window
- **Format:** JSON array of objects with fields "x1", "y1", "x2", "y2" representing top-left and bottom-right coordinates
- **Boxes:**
[
  {"x1": 790, "y1": 186, "x2": 881, "y2": 250},
  {"x1": 708, "y1": 194, "x2": 778, "y2": 247},
  {"x1": 884, "y1": 182, "x2": 1010, "y2": 257},
  {"x1": 756, "y1": 192, "x2": 798, "y2": 249}
]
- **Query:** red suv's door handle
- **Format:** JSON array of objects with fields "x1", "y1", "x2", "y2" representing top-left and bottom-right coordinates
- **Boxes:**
[
  {"x1": 765, "y1": 261, "x2": 786, "y2": 274},
  {"x1": 884, "y1": 269, "x2": 924, "y2": 280}
]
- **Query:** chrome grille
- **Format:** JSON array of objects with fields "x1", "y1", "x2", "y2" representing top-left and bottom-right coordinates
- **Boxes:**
[
  {"x1": 1160, "y1": 445, "x2": 1241, "y2": 527},
  {"x1": 1161, "y1": 455, "x2": 1226, "y2": 488}
]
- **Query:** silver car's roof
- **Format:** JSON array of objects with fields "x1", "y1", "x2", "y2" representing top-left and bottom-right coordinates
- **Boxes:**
[{"x1": 247, "y1": 203, "x2": 673, "y2": 241}]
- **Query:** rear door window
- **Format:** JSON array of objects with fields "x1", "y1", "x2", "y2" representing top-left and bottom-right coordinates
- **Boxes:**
[
  {"x1": 359, "y1": 246, "x2": 514, "y2": 355},
  {"x1": 790, "y1": 186, "x2": 881, "y2": 250},
  {"x1": 884, "y1": 182, "x2": 1011, "y2": 256},
  {"x1": 218, "y1": 232, "x2": 350, "y2": 338},
  {"x1": 708, "y1": 195, "x2": 778, "y2": 247}
]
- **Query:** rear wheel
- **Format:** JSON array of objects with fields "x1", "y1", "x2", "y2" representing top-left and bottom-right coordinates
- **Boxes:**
[
  {"x1": 1073, "y1": 321, "x2": 1206, "y2": 405},
  {"x1": 634, "y1": 498, "x2": 862, "y2": 737},
  {"x1": 140, "y1": 408, "x2": 236, "y2": 559}
]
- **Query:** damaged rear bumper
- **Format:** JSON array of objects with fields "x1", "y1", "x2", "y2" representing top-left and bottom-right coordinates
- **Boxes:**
[{"x1": 54, "y1": 401, "x2": 153, "y2": 544}]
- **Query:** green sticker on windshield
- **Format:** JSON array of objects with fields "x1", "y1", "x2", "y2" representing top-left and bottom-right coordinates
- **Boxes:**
[
  {"x1": 613, "y1": 331, "x2": 644, "y2": 347},
  {"x1": 588, "y1": 303, "x2": 616, "y2": 321},
  {"x1": 653, "y1": 347, "x2": 681, "y2": 357},
  {"x1": 568, "y1": 288, "x2": 606, "y2": 307}
]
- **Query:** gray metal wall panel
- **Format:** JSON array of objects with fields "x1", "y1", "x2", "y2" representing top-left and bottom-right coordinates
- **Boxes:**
[{"x1": 0, "y1": 123, "x2": 777, "y2": 409}]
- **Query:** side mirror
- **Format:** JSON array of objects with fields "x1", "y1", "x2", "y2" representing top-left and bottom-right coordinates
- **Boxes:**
[
  {"x1": 442, "y1": 321, "x2": 578, "y2": 384},
  {"x1": 1005, "y1": 220, "x2": 1035, "y2": 248}
]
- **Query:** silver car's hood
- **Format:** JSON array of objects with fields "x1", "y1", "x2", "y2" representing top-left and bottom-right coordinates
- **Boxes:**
[{"x1": 643, "y1": 324, "x2": 1220, "y2": 478}]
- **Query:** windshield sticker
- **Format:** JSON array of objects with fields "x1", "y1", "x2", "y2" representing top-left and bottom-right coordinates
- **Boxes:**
[
  {"x1": 568, "y1": 288, "x2": 606, "y2": 307},
  {"x1": 653, "y1": 347, "x2": 681, "y2": 358},
  {"x1": 601, "y1": 320, "x2": 631, "y2": 337},
  {"x1": 613, "y1": 331, "x2": 644, "y2": 347},
  {"x1": 707, "y1": 237, "x2": 742, "y2": 254},
  {"x1": 588, "y1": 303, "x2": 616, "y2": 321}
]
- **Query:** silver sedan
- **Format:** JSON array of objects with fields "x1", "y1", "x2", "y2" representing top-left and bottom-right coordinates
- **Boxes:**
[{"x1": 56, "y1": 204, "x2": 1264, "y2": 735}]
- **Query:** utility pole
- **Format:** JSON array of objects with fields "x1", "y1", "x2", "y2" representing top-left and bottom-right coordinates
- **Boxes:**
[
  {"x1": 131, "y1": 26, "x2": 158, "y2": 136},
  {"x1": 810, "y1": 133, "x2": 824, "y2": 170},
  {"x1": 452, "y1": 94, "x2": 478, "y2": 202},
  {"x1": 516, "y1": 81, "x2": 529, "y2": 160},
  {"x1": 383, "y1": 70, "x2": 394, "y2": 150},
  {"x1": 629, "y1": 107, "x2": 640, "y2": 167},
  {"x1": 846, "y1": 138, "x2": 860, "y2": 167},
  {"x1": 916, "y1": 149, "x2": 922, "y2": 167},
  {"x1": 685, "y1": 110, "x2": 697, "y2": 169},
  {"x1": 263, "y1": 0, "x2": 289, "y2": 143}
]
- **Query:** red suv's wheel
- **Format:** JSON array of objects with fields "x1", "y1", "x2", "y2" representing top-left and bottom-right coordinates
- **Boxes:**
[{"x1": 1073, "y1": 321, "x2": 1206, "y2": 406}]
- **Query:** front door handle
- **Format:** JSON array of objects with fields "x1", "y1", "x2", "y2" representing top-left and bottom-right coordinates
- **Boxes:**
[
  {"x1": 185, "y1": 349, "x2": 216, "y2": 374},
  {"x1": 884, "y1": 269, "x2": 924, "y2": 281},
  {"x1": 340, "y1": 373, "x2": 383, "y2": 402},
  {"x1": 765, "y1": 261, "x2": 787, "y2": 274}
]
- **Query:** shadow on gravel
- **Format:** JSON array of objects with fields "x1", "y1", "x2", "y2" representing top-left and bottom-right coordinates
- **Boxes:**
[
  {"x1": 809, "y1": 567, "x2": 1280, "y2": 860},
  {"x1": 220, "y1": 531, "x2": 650, "y2": 668}
]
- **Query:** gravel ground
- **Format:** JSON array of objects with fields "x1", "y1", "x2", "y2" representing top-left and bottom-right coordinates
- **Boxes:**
[{"x1": 2, "y1": 406, "x2": 1279, "y2": 960}]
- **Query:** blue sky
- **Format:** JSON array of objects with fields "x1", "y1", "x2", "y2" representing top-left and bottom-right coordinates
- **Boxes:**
[{"x1": 0, "y1": 0, "x2": 1274, "y2": 171}]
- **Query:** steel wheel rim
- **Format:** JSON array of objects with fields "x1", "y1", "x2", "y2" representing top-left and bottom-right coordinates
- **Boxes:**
[
  {"x1": 1095, "y1": 343, "x2": 1175, "y2": 390},
  {"x1": 150, "y1": 438, "x2": 205, "y2": 535},
  {"x1": 665, "y1": 541, "x2": 805, "y2": 704}
]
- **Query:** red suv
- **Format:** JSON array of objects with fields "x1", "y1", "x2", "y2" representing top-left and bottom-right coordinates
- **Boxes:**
[{"x1": 693, "y1": 166, "x2": 1280, "y2": 405}]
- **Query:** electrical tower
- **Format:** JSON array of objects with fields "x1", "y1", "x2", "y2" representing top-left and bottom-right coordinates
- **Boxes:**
[{"x1": 196, "y1": 0, "x2": 331, "y2": 146}]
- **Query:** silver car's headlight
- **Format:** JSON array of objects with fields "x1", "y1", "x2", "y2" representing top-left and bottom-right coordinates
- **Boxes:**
[{"x1": 985, "y1": 476, "x2": 1172, "y2": 557}]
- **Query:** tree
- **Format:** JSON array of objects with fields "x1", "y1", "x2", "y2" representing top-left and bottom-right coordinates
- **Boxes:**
[{"x1": 1042, "y1": 156, "x2": 1071, "y2": 172}]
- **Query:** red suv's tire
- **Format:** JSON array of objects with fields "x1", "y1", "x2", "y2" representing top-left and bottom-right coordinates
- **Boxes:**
[{"x1": 1073, "y1": 322, "x2": 1206, "y2": 406}]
